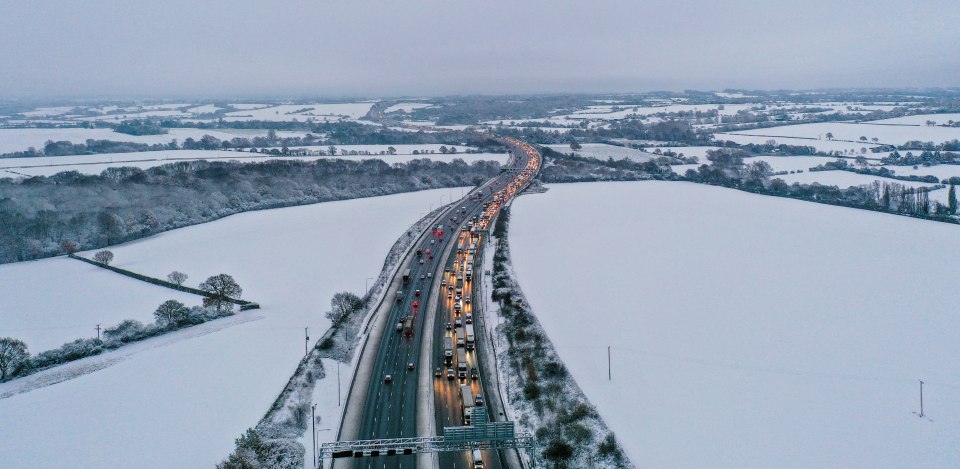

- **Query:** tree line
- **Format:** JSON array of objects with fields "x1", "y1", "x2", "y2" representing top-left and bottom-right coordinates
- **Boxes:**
[{"x1": 0, "y1": 157, "x2": 502, "y2": 264}]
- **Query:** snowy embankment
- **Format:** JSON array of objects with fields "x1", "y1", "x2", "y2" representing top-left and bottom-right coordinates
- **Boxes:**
[
  {"x1": 509, "y1": 181, "x2": 960, "y2": 468},
  {"x1": 0, "y1": 188, "x2": 461, "y2": 469}
]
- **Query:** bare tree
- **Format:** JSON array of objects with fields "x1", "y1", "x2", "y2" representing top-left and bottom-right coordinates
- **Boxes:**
[
  {"x1": 167, "y1": 271, "x2": 188, "y2": 286},
  {"x1": 326, "y1": 291, "x2": 363, "y2": 327},
  {"x1": 93, "y1": 250, "x2": 114, "y2": 265},
  {"x1": 200, "y1": 274, "x2": 242, "y2": 310},
  {"x1": 154, "y1": 300, "x2": 189, "y2": 327},
  {"x1": 60, "y1": 240, "x2": 80, "y2": 254},
  {"x1": 0, "y1": 337, "x2": 30, "y2": 381}
]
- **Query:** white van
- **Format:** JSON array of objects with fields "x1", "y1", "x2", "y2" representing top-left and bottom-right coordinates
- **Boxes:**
[{"x1": 472, "y1": 449, "x2": 484, "y2": 468}]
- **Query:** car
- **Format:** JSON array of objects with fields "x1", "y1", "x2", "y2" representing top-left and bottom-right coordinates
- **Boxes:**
[
  {"x1": 465, "y1": 298, "x2": 471, "y2": 304},
  {"x1": 471, "y1": 368, "x2": 479, "y2": 380},
  {"x1": 465, "y1": 317, "x2": 472, "y2": 324},
  {"x1": 447, "y1": 292, "x2": 453, "y2": 299},
  {"x1": 435, "y1": 367, "x2": 442, "y2": 378},
  {"x1": 384, "y1": 375, "x2": 393, "y2": 383},
  {"x1": 455, "y1": 318, "x2": 462, "y2": 327},
  {"x1": 427, "y1": 272, "x2": 432, "y2": 278},
  {"x1": 395, "y1": 321, "x2": 404, "y2": 332},
  {"x1": 475, "y1": 394, "x2": 484, "y2": 406},
  {"x1": 446, "y1": 368, "x2": 456, "y2": 379},
  {"x1": 420, "y1": 274, "x2": 426, "y2": 280},
  {"x1": 455, "y1": 294, "x2": 462, "y2": 301},
  {"x1": 419, "y1": 259, "x2": 424, "y2": 265},
  {"x1": 408, "y1": 362, "x2": 415, "y2": 371},
  {"x1": 441, "y1": 280, "x2": 447, "y2": 286},
  {"x1": 415, "y1": 290, "x2": 421, "y2": 296},
  {"x1": 445, "y1": 321, "x2": 452, "y2": 330},
  {"x1": 445, "y1": 267, "x2": 451, "y2": 273},
  {"x1": 448, "y1": 285, "x2": 454, "y2": 291},
  {"x1": 430, "y1": 239, "x2": 435, "y2": 244}
]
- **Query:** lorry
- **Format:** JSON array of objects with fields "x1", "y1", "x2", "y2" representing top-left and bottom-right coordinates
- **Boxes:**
[
  {"x1": 402, "y1": 269, "x2": 411, "y2": 286},
  {"x1": 465, "y1": 323, "x2": 475, "y2": 350},
  {"x1": 455, "y1": 326, "x2": 465, "y2": 348},
  {"x1": 457, "y1": 348, "x2": 467, "y2": 379},
  {"x1": 443, "y1": 336, "x2": 454, "y2": 364},
  {"x1": 460, "y1": 383, "x2": 475, "y2": 424},
  {"x1": 403, "y1": 316, "x2": 414, "y2": 337}
]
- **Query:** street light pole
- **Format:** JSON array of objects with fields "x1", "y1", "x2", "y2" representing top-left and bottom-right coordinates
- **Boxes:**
[
  {"x1": 338, "y1": 361, "x2": 341, "y2": 407},
  {"x1": 311, "y1": 403, "x2": 317, "y2": 469}
]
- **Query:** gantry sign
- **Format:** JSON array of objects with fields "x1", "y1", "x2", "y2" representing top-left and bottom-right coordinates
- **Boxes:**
[{"x1": 320, "y1": 407, "x2": 534, "y2": 460}]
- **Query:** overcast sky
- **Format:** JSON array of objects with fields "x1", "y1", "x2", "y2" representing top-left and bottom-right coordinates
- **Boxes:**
[{"x1": 1, "y1": 0, "x2": 958, "y2": 98}]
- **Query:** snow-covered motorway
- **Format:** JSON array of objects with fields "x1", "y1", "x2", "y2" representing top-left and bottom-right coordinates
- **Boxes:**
[
  {"x1": 337, "y1": 137, "x2": 539, "y2": 469},
  {"x1": 509, "y1": 181, "x2": 960, "y2": 468}
]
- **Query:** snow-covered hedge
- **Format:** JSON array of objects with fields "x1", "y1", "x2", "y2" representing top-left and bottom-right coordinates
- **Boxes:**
[
  {"x1": 490, "y1": 208, "x2": 631, "y2": 468},
  {"x1": 0, "y1": 303, "x2": 228, "y2": 383}
]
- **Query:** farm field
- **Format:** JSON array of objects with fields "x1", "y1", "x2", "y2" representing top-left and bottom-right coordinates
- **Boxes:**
[
  {"x1": 719, "y1": 122, "x2": 960, "y2": 147},
  {"x1": 0, "y1": 257, "x2": 200, "y2": 351},
  {"x1": 0, "y1": 128, "x2": 280, "y2": 154},
  {"x1": 0, "y1": 187, "x2": 464, "y2": 469},
  {"x1": 866, "y1": 113, "x2": 960, "y2": 126},
  {"x1": 221, "y1": 103, "x2": 374, "y2": 122},
  {"x1": 714, "y1": 132, "x2": 882, "y2": 155},
  {"x1": 544, "y1": 143, "x2": 657, "y2": 162},
  {"x1": 0, "y1": 146, "x2": 508, "y2": 177},
  {"x1": 509, "y1": 181, "x2": 960, "y2": 469}
]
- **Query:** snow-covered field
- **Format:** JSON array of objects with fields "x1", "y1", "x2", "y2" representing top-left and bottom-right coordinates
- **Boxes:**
[
  {"x1": 221, "y1": 103, "x2": 374, "y2": 122},
  {"x1": 0, "y1": 188, "x2": 462, "y2": 469},
  {"x1": 0, "y1": 258, "x2": 200, "y2": 351},
  {"x1": 714, "y1": 132, "x2": 880, "y2": 155},
  {"x1": 0, "y1": 128, "x2": 279, "y2": 154},
  {"x1": 509, "y1": 181, "x2": 960, "y2": 468},
  {"x1": 383, "y1": 102, "x2": 432, "y2": 113},
  {"x1": 880, "y1": 164, "x2": 960, "y2": 181},
  {"x1": 719, "y1": 122, "x2": 960, "y2": 147},
  {"x1": 866, "y1": 113, "x2": 960, "y2": 126},
  {"x1": 744, "y1": 155, "x2": 840, "y2": 173},
  {"x1": 775, "y1": 170, "x2": 941, "y2": 190},
  {"x1": 545, "y1": 143, "x2": 657, "y2": 162},
  {"x1": 0, "y1": 146, "x2": 508, "y2": 177},
  {"x1": 654, "y1": 145, "x2": 722, "y2": 159}
]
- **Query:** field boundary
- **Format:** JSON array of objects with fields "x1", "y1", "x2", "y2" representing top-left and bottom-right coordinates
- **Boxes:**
[{"x1": 68, "y1": 253, "x2": 259, "y2": 309}]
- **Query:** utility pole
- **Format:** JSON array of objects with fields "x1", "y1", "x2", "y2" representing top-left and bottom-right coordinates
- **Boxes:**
[
  {"x1": 304, "y1": 327, "x2": 309, "y2": 356},
  {"x1": 608, "y1": 346, "x2": 611, "y2": 381},
  {"x1": 311, "y1": 403, "x2": 317, "y2": 469},
  {"x1": 95, "y1": 324, "x2": 101, "y2": 342},
  {"x1": 337, "y1": 361, "x2": 341, "y2": 407},
  {"x1": 919, "y1": 380, "x2": 925, "y2": 418}
]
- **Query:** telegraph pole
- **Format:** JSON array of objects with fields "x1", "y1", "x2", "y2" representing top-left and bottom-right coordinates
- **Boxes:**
[
  {"x1": 304, "y1": 328, "x2": 309, "y2": 356},
  {"x1": 608, "y1": 346, "x2": 612, "y2": 381},
  {"x1": 95, "y1": 324, "x2": 101, "y2": 342},
  {"x1": 919, "y1": 380, "x2": 925, "y2": 418},
  {"x1": 337, "y1": 361, "x2": 341, "y2": 407}
]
